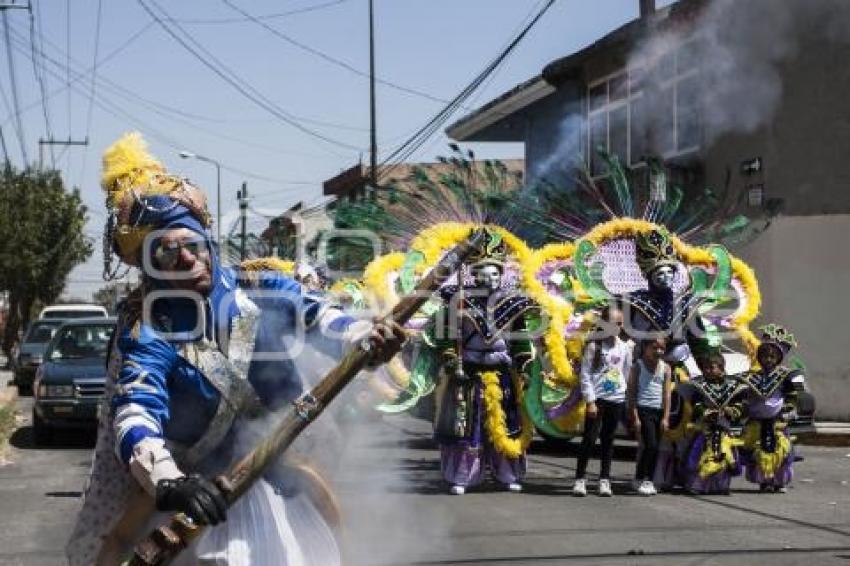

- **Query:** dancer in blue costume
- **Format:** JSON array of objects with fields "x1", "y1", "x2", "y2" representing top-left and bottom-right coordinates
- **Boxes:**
[{"x1": 66, "y1": 133, "x2": 405, "y2": 565}]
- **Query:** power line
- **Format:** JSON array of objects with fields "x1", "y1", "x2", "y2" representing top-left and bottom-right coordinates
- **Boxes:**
[
  {"x1": 3, "y1": 21, "x2": 155, "y2": 126},
  {"x1": 5, "y1": 22, "x2": 356, "y2": 164},
  {"x1": 377, "y1": 0, "x2": 557, "y2": 181},
  {"x1": 80, "y1": 0, "x2": 103, "y2": 182},
  {"x1": 65, "y1": 0, "x2": 71, "y2": 151},
  {"x1": 220, "y1": 0, "x2": 459, "y2": 107},
  {"x1": 138, "y1": 0, "x2": 362, "y2": 154},
  {"x1": 1, "y1": 8, "x2": 28, "y2": 164},
  {"x1": 176, "y1": 0, "x2": 350, "y2": 24},
  {"x1": 28, "y1": 0, "x2": 55, "y2": 167}
]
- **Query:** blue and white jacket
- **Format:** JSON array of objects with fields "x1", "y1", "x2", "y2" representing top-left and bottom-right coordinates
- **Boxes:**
[{"x1": 110, "y1": 266, "x2": 364, "y2": 494}]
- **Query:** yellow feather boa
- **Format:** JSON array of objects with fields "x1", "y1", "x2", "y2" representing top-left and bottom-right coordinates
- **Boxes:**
[
  {"x1": 697, "y1": 432, "x2": 744, "y2": 479},
  {"x1": 740, "y1": 420, "x2": 791, "y2": 480},
  {"x1": 522, "y1": 243, "x2": 578, "y2": 388},
  {"x1": 480, "y1": 371, "x2": 533, "y2": 459},
  {"x1": 362, "y1": 252, "x2": 406, "y2": 311}
]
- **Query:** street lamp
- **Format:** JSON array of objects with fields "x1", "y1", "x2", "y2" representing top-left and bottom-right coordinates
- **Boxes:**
[{"x1": 178, "y1": 151, "x2": 222, "y2": 246}]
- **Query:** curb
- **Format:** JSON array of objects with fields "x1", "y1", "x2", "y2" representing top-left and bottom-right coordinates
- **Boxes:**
[{"x1": 795, "y1": 422, "x2": 850, "y2": 447}]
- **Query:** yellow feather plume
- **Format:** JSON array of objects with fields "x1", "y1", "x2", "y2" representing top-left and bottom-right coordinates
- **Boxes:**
[
  {"x1": 240, "y1": 257, "x2": 295, "y2": 275},
  {"x1": 101, "y1": 131, "x2": 165, "y2": 208}
]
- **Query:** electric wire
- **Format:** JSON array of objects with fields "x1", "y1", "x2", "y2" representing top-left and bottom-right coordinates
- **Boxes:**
[
  {"x1": 138, "y1": 0, "x2": 362, "y2": 154},
  {"x1": 1, "y1": 9, "x2": 28, "y2": 164},
  {"x1": 79, "y1": 0, "x2": 103, "y2": 184},
  {"x1": 376, "y1": 0, "x2": 557, "y2": 182},
  {"x1": 8, "y1": 35, "x2": 319, "y2": 189},
  {"x1": 176, "y1": 0, "x2": 350, "y2": 24},
  {"x1": 28, "y1": 0, "x2": 55, "y2": 167},
  {"x1": 4, "y1": 22, "x2": 155, "y2": 126},
  {"x1": 0, "y1": 124, "x2": 9, "y2": 165},
  {"x1": 65, "y1": 0, "x2": 71, "y2": 146},
  {"x1": 220, "y1": 0, "x2": 459, "y2": 107},
  {"x1": 5, "y1": 22, "x2": 358, "y2": 162}
]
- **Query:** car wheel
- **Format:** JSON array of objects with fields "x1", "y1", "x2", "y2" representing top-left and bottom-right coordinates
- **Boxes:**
[{"x1": 32, "y1": 410, "x2": 53, "y2": 446}]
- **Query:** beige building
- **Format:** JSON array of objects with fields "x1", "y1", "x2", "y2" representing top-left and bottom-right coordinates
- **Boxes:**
[{"x1": 447, "y1": 0, "x2": 850, "y2": 419}]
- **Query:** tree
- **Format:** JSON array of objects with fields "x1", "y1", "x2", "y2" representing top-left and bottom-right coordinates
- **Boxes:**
[{"x1": 0, "y1": 167, "x2": 93, "y2": 360}]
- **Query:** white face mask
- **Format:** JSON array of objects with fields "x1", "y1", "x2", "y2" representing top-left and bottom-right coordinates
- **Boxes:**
[
  {"x1": 473, "y1": 264, "x2": 502, "y2": 292},
  {"x1": 650, "y1": 265, "x2": 676, "y2": 290}
]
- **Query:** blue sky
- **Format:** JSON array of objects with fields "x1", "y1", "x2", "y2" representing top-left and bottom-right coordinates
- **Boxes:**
[{"x1": 1, "y1": 0, "x2": 675, "y2": 297}]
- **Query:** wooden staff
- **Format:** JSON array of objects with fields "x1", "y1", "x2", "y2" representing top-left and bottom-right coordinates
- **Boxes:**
[{"x1": 126, "y1": 228, "x2": 487, "y2": 566}]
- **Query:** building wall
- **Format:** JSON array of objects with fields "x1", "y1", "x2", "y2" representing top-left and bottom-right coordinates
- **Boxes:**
[
  {"x1": 703, "y1": 38, "x2": 850, "y2": 217},
  {"x1": 734, "y1": 214, "x2": 850, "y2": 421}
]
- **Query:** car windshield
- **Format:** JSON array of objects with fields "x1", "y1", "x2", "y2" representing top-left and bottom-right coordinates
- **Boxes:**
[
  {"x1": 24, "y1": 321, "x2": 64, "y2": 344},
  {"x1": 47, "y1": 324, "x2": 115, "y2": 361}
]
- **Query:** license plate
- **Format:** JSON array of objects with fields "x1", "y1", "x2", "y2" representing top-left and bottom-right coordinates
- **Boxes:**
[{"x1": 53, "y1": 406, "x2": 73, "y2": 415}]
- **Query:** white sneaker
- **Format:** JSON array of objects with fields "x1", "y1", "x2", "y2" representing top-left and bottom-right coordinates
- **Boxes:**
[
  {"x1": 598, "y1": 479, "x2": 613, "y2": 497},
  {"x1": 637, "y1": 480, "x2": 655, "y2": 496},
  {"x1": 506, "y1": 483, "x2": 522, "y2": 493},
  {"x1": 572, "y1": 479, "x2": 587, "y2": 497},
  {"x1": 449, "y1": 485, "x2": 466, "y2": 495},
  {"x1": 775, "y1": 486, "x2": 787, "y2": 494}
]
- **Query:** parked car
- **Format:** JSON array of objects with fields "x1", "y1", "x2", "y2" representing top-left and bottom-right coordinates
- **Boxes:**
[
  {"x1": 39, "y1": 304, "x2": 109, "y2": 320},
  {"x1": 32, "y1": 318, "x2": 116, "y2": 445},
  {"x1": 13, "y1": 319, "x2": 67, "y2": 393}
]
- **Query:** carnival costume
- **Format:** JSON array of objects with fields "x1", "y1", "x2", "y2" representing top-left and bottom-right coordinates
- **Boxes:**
[
  {"x1": 678, "y1": 370, "x2": 746, "y2": 494},
  {"x1": 66, "y1": 133, "x2": 370, "y2": 565},
  {"x1": 517, "y1": 152, "x2": 764, "y2": 447},
  {"x1": 739, "y1": 324, "x2": 806, "y2": 491}
]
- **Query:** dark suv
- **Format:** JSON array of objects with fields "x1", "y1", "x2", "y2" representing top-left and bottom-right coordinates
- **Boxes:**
[
  {"x1": 14, "y1": 319, "x2": 66, "y2": 394},
  {"x1": 32, "y1": 318, "x2": 116, "y2": 444}
]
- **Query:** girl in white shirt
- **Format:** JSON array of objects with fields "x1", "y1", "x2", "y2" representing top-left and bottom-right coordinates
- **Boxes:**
[
  {"x1": 572, "y1": 306, "x2": 633, "y2": 497},
  {"x1": 628, "y1": 337, "x2": 672, "y2": 496}
]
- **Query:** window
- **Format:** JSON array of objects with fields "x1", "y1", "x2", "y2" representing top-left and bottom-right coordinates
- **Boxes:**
[{"x1": 586, "y1": 39, "x2": 702, "y2": 174}]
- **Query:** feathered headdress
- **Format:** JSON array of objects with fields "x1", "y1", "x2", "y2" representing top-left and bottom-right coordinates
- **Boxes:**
[
  {"x1": 634, "y1": 227, "x2": 679, "y2": 275},
  {"x1": 101, "y1": 132, "x2": 211, "y2": 270},
  {"x1": 759, "y1": 323, "x2": 797, "y2": 356}
]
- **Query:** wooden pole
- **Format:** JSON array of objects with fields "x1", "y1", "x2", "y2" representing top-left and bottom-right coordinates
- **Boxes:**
[{"x1": 127, "y1": 228, "x2": 487, "y2": 565}]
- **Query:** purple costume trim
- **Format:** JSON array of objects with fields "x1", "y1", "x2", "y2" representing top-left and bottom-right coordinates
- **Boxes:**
[
  {"x1": 741, "y1": 427, "x2": 794, "y2": 487},
  {"x1": 682, "y1": 432, "x2": 741, "y2": 494},
  {"x1": 545, "y1": 387, "x2": 582, "y2": 419}
]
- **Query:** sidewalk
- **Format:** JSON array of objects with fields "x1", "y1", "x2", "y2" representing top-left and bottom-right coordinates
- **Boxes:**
[{"x1": 798, "y1": 421, "x2": 850, "y2": 446}]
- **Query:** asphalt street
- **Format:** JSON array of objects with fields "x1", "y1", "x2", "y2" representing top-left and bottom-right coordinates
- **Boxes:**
[{"x1": 1, "y1": 390, "x2": 849, "y2": 566}]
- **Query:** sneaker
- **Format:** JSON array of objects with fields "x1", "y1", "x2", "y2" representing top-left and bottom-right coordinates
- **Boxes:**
[
  {"x1": 598, "y1": 479, "x2": 613, "y2": 497},
  {"x1": 637, "y1": 480, "x2": 655, "y2": 496},
  {"x1": 775, "y1": 486, "x2": 787, "y2": 494},
  {"x1": 449, "y1": 485, "x2": 466, "y2": 495},
  {"x1": 759, "y1": 483, "x2": 773, "y2": 493},
  {"x1": 506, "y1": 483, "x2": 522, "y2": 493},
  {"x1": 572, "y1": 479, "x2": 587, "y2": 497},
  {"x1": 647, "y1": 482, "x2": 657, "y2": 495}
]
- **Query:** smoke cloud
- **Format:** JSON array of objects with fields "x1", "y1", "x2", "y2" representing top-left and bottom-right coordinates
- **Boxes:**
[{"x1": 631, "y1": 0, "x2": 850, "y2": 145}]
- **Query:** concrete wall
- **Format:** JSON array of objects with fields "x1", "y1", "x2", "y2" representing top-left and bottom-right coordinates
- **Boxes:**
[
  {"x1": 734, "y1": 214, "x2": 850, "y2": 421},
  {"x1": 704, "y1": 38, "x2": 850, "y2": 216}
]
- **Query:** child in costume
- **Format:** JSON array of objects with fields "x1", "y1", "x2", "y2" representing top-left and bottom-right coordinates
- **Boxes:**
[
  {"x1": 681, "y1": 351, "x2": 746, "y2": 494},
  {"x1": 628, "y1": 337, "x2": 672, "y2": 496},
  {"x1": 740, "y1": 324, "x2": 806, "y2": 493},
  {"x1": 572, "y1": 305, "x2": 632, "y2": 497}
]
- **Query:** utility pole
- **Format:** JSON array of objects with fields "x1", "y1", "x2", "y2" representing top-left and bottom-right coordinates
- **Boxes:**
[
  {"x1": 368, "y1": 0, "x2": 378, "y2": 196},
  {"x1": 38, "y1": 136, "x2": 88, "y2": 170},
  {"x1": 238, "y1": 182, "x2": 248, "y2": 261}
]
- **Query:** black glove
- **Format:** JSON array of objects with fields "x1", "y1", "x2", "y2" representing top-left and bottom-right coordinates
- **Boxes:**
[{"x1": 155, "y1": 474, "x2": 228, "y2": 526}]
